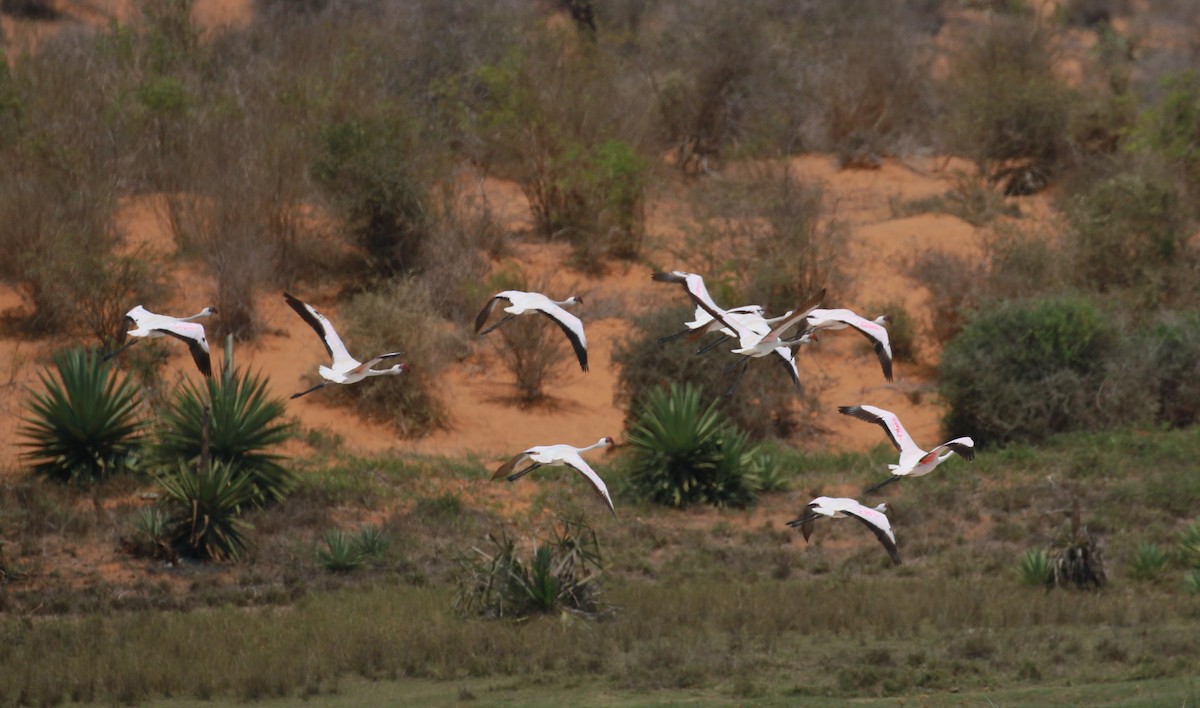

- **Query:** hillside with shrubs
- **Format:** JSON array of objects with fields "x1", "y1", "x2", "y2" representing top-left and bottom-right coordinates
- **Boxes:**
[{"x1": 2, "y1": 0, "x2": 1200, "y2": 705}]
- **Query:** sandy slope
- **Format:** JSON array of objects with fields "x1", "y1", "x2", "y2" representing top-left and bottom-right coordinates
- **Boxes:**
[{"x1": 0, "y1": 154, "x2": 1024, "y2": 471}]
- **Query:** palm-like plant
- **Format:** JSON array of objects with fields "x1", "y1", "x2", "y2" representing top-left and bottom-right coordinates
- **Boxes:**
[
  {"x1": 317, "y1": 529, "x2": 364, "y2": 573},
  {"x1": 155, "y1": 365, "x2": 294, "y2": 505},
  {"x1": 1129, "y1": 543, "x2": 1169, "y2": 582},
  {"x1": 625, "y1": 383, "x2": 761, "y2": 508},
  {"x1": 20, "y1": 348, "x2": 145, "y2": 485},
  {"x1": 1018, "y1": 548, "x2": 1052, "y2": 587},
  {"x1": 158, "y1": 459, "x2": 256, "y2": 562}
]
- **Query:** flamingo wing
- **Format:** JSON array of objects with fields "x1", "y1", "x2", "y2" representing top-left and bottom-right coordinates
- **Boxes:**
[
  {"x1": 652, "y1": 271, "x2": 750, "y2": 342},
  {"x1": 838, "y1": 312, "x2": 894, "y2": 382},
  {"x1": 537, "y1": 303, "x2": 589, "y2": 372},
  {"x1": 930, "y1": 437, "x2": 976, "y2": 462},
  {"x1": 841, "y1": 503, "x2": 901, "y2": 565},
  {"x1": 761, "y1": 288, "x2": 826, "y2": 344},
  {"x1": 492, "y1": 450, "x2": 534, "y2": 480},
  {"x1": 560, "y1": 451, "x2": 616, "y2": 517},
  {"x1": 772, "y1": 348, "x2": 801, "y2": 389},
  {"x1": 284, "y1": 292, "x2": 356, "y2": 368},
  {"x1": 839, "y1": 404, "x2": 918, "y2": 455},
  {"x1": 474, "y1": 294, "x2": 510, "y2": 334},
  {"x1": 153, "y1": 322, "x2": 212, "y2": 377}
]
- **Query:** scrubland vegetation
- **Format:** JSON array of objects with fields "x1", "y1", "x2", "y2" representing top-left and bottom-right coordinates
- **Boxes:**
[{"x1": 4, "y1": 0, "x2": 1200, "y2": 704}]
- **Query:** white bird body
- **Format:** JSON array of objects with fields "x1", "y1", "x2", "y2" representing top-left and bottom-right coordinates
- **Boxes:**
[
  {"x1": 840, "y1": 404, "x2": 975, "y2": 492},
  {"x1": 805, "y1": 308, "x2": 893, "y2": 381},
  {"x1": 109, "y1": 305, "x2": 216, "y2": 377},
  {"x1": 475, "y1": 290, "x2": 588, "y2": 372},
  {"x1": 652, "y1": 270, "x2": 822, "y2": 391},
  {"x1": 285, "y1": 292, "x2": 410, "y2": 399},
  {"x1": 493, "y1": 437, "x2": 616, "y2": 516},
  {"x1": 787, "y1": 495, "x2": 900, "y2": 565}
]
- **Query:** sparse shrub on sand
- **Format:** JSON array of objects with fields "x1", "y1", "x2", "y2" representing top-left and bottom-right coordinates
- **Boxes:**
[
  {"x1": 625, "y1": 383, "x2": 762, "y2": 509},
  {"x1": 1129, "y1": 543, "x2": 1169, "y2": 582},
  {"x1": 1018, "y1": 548, "x2": 1052, "y2": 587},
  {"x1": 20, "y1": 349, "x2": 145, "y2": 486},
  {"x1": 330, "y1": 278, "x2": 462, "y2": 436}
]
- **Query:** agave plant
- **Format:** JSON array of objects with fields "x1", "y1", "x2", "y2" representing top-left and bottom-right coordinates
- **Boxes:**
[
  {"x1": 1018, "y1": 548, "x2": 1052, "y2": 587},
  {"x1": 155, "y1": 365, "x2": 295, "y2": 505},
  {"x1": 317, "y1": 529, "x2": 364, "y2": 573},
  {"x1": 158, "y1": 459, "x2": 256, "y2": 562},
  {"x1": 625, "y1": 382, "x2": 761, "y2": 508},
  {"x1": 20, "y1": 348, "x2": 145, "y2": 485},
  {"x1": 1178, "y1": 519, "x2": 1200, "y2": 570},
  {"x1": 456, "y1": 519, "x2": 605, "y2": 619}
]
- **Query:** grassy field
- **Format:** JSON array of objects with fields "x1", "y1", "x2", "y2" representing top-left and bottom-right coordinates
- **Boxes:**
[{"x1": 3, "y1": 428, "x2": 1200, "y2": 705}]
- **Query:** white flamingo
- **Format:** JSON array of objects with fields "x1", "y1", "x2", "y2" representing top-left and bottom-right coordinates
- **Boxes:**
[
  {"x1": 840, "y1": 404, "x2": 975, "y2": 493},
  {"x1": 474, "y1": 290, "x2": 588, "y2": 372},
  {"x1": 652, "y1": 271, "x2": 822, "y2": 392},
  {"x1": 284, "y1": 292, "x2": 410, "y2": 399},
  {"x1": 105, "y1": 305, "x2": 217, "y2": 377},
  {"x1": 805, "y1": 308, "x2": 893, "y2": 381},
  {"x1": 492, "y1": 437, "x2": 617, "y2": 516},
  {"x1": 787, "y1": 496, "x2": 901, "y2": 565}
]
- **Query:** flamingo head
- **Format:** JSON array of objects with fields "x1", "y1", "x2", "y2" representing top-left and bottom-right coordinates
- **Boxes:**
[
  {"x1": 874, "y1": 502, "x2": 889, "y2": 514},
  {"x1": 563, "y1": 295, "x2": 584, "y2": 307},
  {"x1": 874, "y1": 314, "x2": 890, "y2": 326},
  {"x1": 392, "y1": 362, "x2": 411, "y2": 374},
  {"x1": 600, "y1": 436, "x2": 618, "y2": 452},
  {"x1": 201, "y1": 307, "x2": 218, "y2": 317}
]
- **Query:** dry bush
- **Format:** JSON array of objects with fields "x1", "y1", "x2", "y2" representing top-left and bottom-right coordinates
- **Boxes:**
[
  {"x1": 792, "y1": 0, "x2": 940, "y2": 163},
  {"x1": 684, "y1": 165, "x2": 849, "y2": 311},
  {"x1": 944, "y1": 14, "x2": 1074, "y2": 190},
  {"x1": 326, "y1": 278, "x2": 464, "y2": 437}
]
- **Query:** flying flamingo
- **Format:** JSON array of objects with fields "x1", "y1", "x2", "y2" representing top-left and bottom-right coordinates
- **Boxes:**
[
  {"x1": 284, "y1": 292, "x2": 410, "y2": 399},
  {"x1": 805, "y1": 308, "x2": 893, "y2": 381},
  {"x1": 652, "y1": 271, "x2": 822, "y2": 392},
  {"x1": 839, "y1": 404, "x2": 975, "y2": 493},
  {"x1": 492, "y1": 437, "x2": 616, "y2": 516},
  {"x1": 474, "y1": 290, "x2": 588, "y2": 372},
  {"x1": 104, "y1": 305, "x2": 217, "y2": 377},
  {"x1": 787, "y1": 496, "x2": 901, "y2": 565}
]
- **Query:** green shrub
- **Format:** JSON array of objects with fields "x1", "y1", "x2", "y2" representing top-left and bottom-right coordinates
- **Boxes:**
[
  {"x1": 625, "y1": 383, "x2": 761, "y2": 509},
  {"x1": 862, "y1": 300, "x2": 917, "y2": 364},
  {"x1": 312, "y1": 115, "x2": 439, "y2": 277},
  {"x1": 1129, "y1": 543, "x2": 1169, "y2": 582},
  {"x1": 940, "y1": 297, "x2": 1116, "y2": 446},
  {"x1": 123, "y1": 507, "x2": 172, "y2": 560},
  {"x1": 20, "y1": 348, "x2": 145, "y2": 485},
  {"x1": 158, "y1": 459, "x2": 256, "y2": 562},
  {"x1": 455, "y1": 519, "x2": 605, "y2": 619},
  {"x1": 353, "y1": 524, "x2": 389, "y2": 558},
  {"x1": 155, "y1": 364, "x2": 294, "y2": 505},
  {"x1": 1185, "y1": 570, "x2": 1200, "y2": 595},
  {"x1": 1018, "y1": 548, "x2": 1052, "y2": 587}
]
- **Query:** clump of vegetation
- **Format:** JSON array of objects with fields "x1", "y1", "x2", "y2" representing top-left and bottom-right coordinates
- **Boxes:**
[
  {"x1": 122, "y1": 507, "x2": 172, "y2": 561},
  {"x1": 1129, "y1": 543, "x2": 1169, "y2": 582},
  {"x1": 1018, "y1": 548, "x2": 1052, "y2": 587},
  {"x1": 330, "y1": 278, "x2": 461, "y2": 436},
  {"x1": 157, "y1": 459, "x2": 257, "y2": 562},
  {"x1": 940, "y1": 297, "x2": 1116, "y2": 447},
  {"x1": 1178, "y1": 519, "x2": 1200, "y2": 570},
  {"x1": 612, "y1": 306, "x2": 814, "y2": 440},
  {"x1": 20, "y1": 348, "x2": 145, "y2": 486},
  {"x1": 154, "y1": 363, "x2": 294, "y2": 506},
  {"x1": 316, "y1": 525, "x2": 390, "y2": 573},
  {"x1": 455, "y1": 520, "x2": 605, "y2": 619},
  {"x1": 625, "y1": 383, "x2": 764, "y2": 509}
]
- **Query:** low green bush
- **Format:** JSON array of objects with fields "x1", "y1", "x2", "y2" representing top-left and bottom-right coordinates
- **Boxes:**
[
  {"x1": 940, "y1": 297, "x2": 1116, "y2": 447},
  {"x1": 158, "y1": 459, "x2": 256, "y2": 562},
  {"x1": 1018, "y1": 549, "x2": 1051, "y2": 587},
  {"x1": 1129, "y1": 543, "x2": 1169, "y2": 582}
]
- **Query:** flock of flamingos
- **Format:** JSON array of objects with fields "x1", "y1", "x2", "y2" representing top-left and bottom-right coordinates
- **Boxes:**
[{"x1": 108, "y1": 270, "x2": 975, "y2": 565}]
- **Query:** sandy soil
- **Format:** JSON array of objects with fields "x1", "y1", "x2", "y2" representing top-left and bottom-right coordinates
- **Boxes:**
[{"x1": 0, "y1": 152, "x2": 1033, "y2": 472}]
